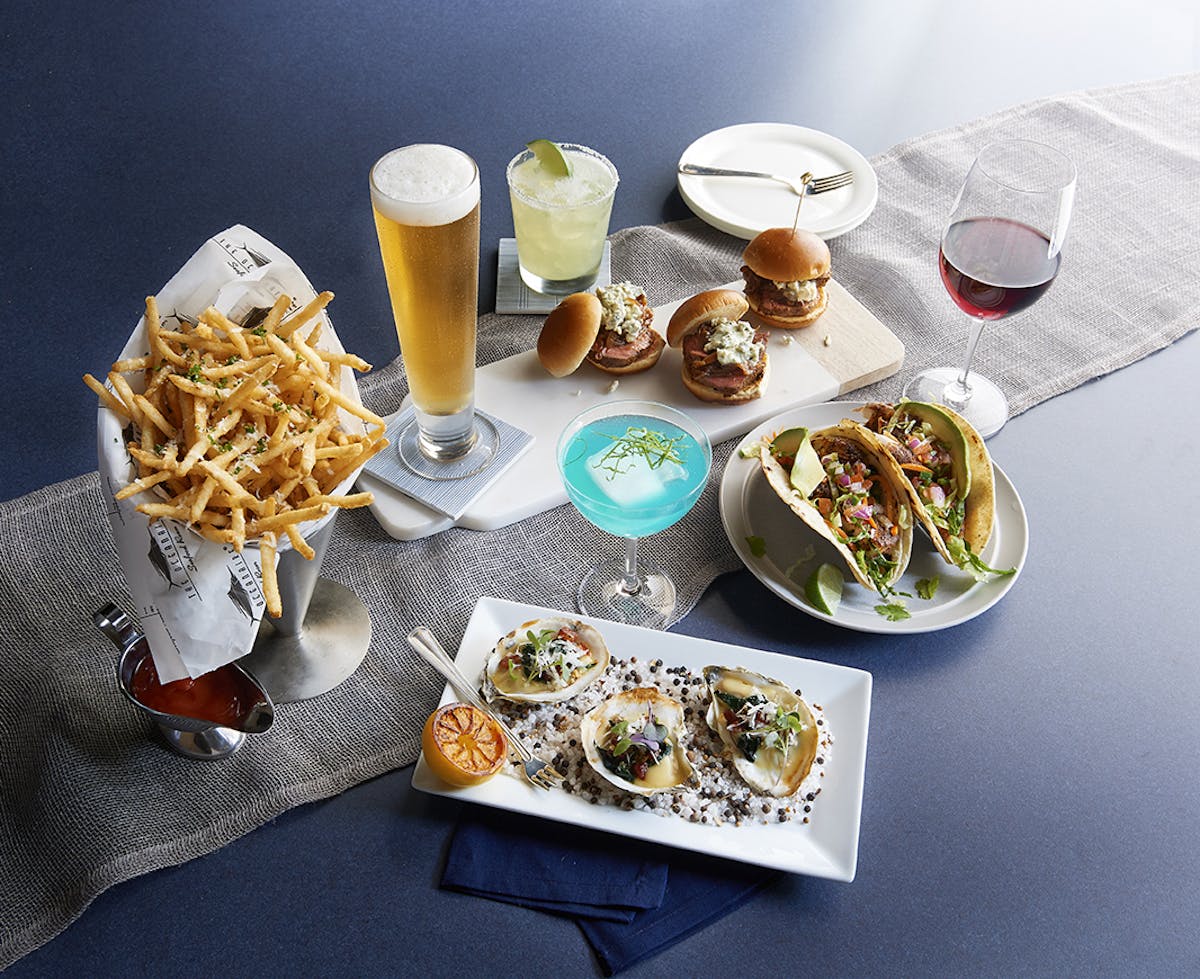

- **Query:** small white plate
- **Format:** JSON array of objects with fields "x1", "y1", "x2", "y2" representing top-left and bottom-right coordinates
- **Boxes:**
[
  {"x1": 412, "y1": 597, "x2": 873, "y2": 880},
  {"x1": 677, "y1": 123, "x2": 879, "y2": 240},
  {"x1": 720, "y1": 402, "x2": 1029, "y2": 634}
]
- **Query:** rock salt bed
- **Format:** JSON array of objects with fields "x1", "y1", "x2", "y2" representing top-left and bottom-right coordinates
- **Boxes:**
[{"x1": 489, "y1": 655, "x2": 832, "y2": 827}]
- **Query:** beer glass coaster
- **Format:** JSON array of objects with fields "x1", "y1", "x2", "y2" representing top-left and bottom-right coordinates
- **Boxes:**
[
  {"x1": 494, "y1": 239, "x2": 611, "y2": 315},
  {"x1": 362, "y1": 407, "x2": 533, "y2": 520}
]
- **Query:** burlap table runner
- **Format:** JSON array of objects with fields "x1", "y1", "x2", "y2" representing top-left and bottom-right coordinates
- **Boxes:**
[{"x1": 2, "y1": 73, "x2": 1197, "y2": 968}]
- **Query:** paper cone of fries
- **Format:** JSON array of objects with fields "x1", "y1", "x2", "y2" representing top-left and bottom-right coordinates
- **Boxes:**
[{"x1": 92, "y1": 226, "x2": 386, "y2": 682}]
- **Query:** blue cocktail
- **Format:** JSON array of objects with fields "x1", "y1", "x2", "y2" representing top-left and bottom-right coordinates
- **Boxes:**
[{"x1": 557, "y1": 400, "x2": 712, "y2": 628}]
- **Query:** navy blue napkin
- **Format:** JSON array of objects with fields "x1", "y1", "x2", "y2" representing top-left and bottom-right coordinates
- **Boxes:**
[
  {"x1": 442, "y1": 809, "x2": 668, "y2": 923},
  {"x1": 578, "y1": 852, "x2": 775, "y2": 975},
  {"x1": 442, "y1": 811, "x2": 776, "y2": 974}
]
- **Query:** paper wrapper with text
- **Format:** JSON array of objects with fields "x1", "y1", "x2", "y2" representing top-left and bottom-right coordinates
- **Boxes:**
[{"x1": 97, "y1": 226, "x2": 369, "y2": 682}]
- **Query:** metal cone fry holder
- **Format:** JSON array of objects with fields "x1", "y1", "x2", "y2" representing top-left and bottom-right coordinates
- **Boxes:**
[{"x1": 238, "y1": 511, "x2": 372, "y2": 704}]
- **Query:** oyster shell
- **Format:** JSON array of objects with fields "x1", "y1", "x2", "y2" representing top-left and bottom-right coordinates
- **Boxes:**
[
  {"x1": 482, "y1": 617, "x2": 609, "y2": 703},
  {"x1": 704, "y1": 666, "x2": 818, "y2": 797},
  {"x1": 581, "y1": 688, "x2": 695, "y2": 796}
]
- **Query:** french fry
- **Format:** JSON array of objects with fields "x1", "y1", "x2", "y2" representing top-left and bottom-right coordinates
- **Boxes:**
[
  {"x1": 310, "y1": 375, "x2": 386, "y2": 428},
  {"x1": 134, "y1": 394, "x2": 177, "y2": 440},
  {"x1": 114, "y1": 470, "x2": 175, "y2": 500},
  {"x1": 275, "y1": 291, "x2": 333, "y2": 339},
  {"x1": 260, "y1": 533, "x2": 281, "y2": 618},
  {"x1": 83, "y1": 373, "x2": 131, "y2": 419},
  {"x1": 252, "y1": 504, "x2": 331, "y2": 533},
  {"x1": 285, "y1": 524, "x2": 315, "y2": 560},
  {"x1": 307, "y1": 491, "x2": 374, "y2": 510}
]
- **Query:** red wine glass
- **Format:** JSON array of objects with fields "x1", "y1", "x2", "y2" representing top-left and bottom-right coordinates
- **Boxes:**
[{"x1": 903, "y1": 139, "x2": 1076, "y2": 437}]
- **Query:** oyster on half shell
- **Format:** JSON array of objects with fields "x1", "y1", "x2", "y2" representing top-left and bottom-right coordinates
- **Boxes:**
[
  {"x1": 704, "y1": 666, "x2": 818, "y2": 797},
  {"x1": 581, "y1": 688, "x2": 695, "y2": 796},
  {"x1": 482, "y1": 617, "x2": 610, "y2": 704}
]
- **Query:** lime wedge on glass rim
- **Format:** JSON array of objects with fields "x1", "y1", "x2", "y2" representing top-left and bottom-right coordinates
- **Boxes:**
[
  {"x1": 804, "y1": 563, "x2": 844, "y2": 616},
  {"x1": 526, "y1": 138, "x2": 573, "y2": 177}
]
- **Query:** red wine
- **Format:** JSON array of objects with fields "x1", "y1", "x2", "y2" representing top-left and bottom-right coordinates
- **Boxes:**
[{"x1": 939, "y1": 217, "x2": 1060, "y2": 319}]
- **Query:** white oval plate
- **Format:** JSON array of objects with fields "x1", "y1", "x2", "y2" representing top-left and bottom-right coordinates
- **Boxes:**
[
  {"x1": 677, "y1": 123, "x2": 879, "y2": 240},
  {"x1": 720, "y1": 402, "x2": 1029, "y2": 634}
]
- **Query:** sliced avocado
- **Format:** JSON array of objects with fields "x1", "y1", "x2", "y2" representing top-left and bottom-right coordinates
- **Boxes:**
[
  {"x1": 898, "y1": 401, "x2": 972, "y2": 497},
  {"x1": 769, "y1": 427, "x2": 826, "y2": 498}
]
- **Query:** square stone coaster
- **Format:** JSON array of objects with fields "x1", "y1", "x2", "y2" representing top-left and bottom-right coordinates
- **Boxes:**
[{"x1": 362, "y1": 407, "x2": 533, "y2": 520}]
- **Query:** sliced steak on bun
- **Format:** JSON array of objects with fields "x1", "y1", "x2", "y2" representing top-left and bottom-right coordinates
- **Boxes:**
[
  {"x1": 741, "y1": 227, "x2": 831, "y2": 328},
  {"x1": 537, "y1": 283, "x2": 665, "y2": 377},
  {"x1": 666, "y1": 289, "x2": 769, "y2": 403}
]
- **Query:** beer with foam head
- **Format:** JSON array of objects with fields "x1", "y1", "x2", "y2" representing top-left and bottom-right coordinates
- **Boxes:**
[{"x1": 371, "y1": 145, "x2": 481, "y2": 461}]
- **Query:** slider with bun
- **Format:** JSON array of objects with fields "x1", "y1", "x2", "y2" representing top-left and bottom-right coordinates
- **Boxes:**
[
  {"x1": 666, "y1": 289, "x2": 769, "y2": 403},
  {"x1": 741, "y1": 227, "x2": 831, "y2": 328},
  {"x1": 537, "y1": 282, "x2": 665, "y2": 376}
]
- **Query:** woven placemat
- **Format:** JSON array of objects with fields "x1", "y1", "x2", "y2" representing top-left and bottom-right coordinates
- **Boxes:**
[{"x1": 3, "y1": 72, "x2": 1198, "y2": 968}]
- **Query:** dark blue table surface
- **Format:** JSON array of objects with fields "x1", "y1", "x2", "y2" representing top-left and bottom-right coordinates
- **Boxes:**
[{"x1": 5, "y1": 2, "x2": 1198, "y2": 975}]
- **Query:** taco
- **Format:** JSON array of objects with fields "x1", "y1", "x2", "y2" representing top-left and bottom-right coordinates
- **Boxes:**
[
  {"x1": 760, "y1": 421, "x2": 913, "y2": 596},
  {"x1": 859, "y1": 401, "x2": 1011, "y2": 580}
]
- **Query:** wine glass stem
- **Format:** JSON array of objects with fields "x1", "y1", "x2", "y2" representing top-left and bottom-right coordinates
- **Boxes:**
[
  {"x1": 944, "y1": 316, "x2": 987, "y2": 411},
  {"x1": 621, "y1": 537, "x2": 642, "y2": 596}
]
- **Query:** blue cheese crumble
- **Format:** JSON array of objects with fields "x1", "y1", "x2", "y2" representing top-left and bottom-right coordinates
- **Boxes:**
[
  {"x1": 703, "y1": 318, "x2": 763, "y2": 368},
  {"x1": 596, "y1": 282, "x2": 646, "y2": 341},
  {"x1": 779, "y1": 279, "x2": 819, "y2": 302}
]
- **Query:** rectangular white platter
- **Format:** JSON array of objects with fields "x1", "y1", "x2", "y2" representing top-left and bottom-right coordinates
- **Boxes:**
[
  {"x1": 411, "y1": 597, "x2": 874, "y2": 880},
  {"x1": 363, "y1": 279, "x2": 904, "y2": 540}
]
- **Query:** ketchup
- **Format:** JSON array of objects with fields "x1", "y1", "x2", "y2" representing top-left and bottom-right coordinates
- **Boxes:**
[{"x1": 130, "y1": 653, "x2": 260, "y2": 727}]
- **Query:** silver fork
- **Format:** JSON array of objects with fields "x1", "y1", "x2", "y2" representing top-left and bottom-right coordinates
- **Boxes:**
[
  {"x1": 678, "y1": 163, "x2": 855, "y2": 196},
  {"x1": 406, "y1": 626, "x2": 565, "y2": 791}
]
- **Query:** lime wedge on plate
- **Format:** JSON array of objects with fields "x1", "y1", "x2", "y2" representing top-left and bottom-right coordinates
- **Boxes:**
[
  {"x1": 526, "y1": 139, "x2": 573, "y2": 177},
  {"x1": 804, "y1": 563, "x2": 844, "y2": 615}
]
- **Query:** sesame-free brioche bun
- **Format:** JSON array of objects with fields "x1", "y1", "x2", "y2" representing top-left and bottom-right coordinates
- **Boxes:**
[
  {"x1": 741, "y1": 228, "x2": 832, "y2": 329},
  {"x1": 742, "y1": 227, "x2": 830, "y2": 282},
  {"x1": 537, "y1": 291, "x2": 665, "y2": 377},
  {"x1": 537, "y1": 292, "x2": 601, "y2": 377},
  {"x1": 665, "y1": 289, "x2": 749, "y2": 347}
]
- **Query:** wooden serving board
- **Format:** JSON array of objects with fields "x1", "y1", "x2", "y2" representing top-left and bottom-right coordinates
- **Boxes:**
[{"x1": 362, "y1": 279, "x2": 904, "y2": 540}]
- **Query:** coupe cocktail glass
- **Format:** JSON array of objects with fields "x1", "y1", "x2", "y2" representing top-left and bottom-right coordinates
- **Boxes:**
[{"x1": 557, "y1": 400, "x2": 711, "y2": 629}]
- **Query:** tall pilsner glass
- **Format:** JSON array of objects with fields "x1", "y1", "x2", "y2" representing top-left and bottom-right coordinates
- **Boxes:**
[{"x1": 370, "y1": 144, "x2": 497, "y2": 479}]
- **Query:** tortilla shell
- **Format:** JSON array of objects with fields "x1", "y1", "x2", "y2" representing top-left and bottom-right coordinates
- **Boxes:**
[
  {"x1": 760, "y1": 421, "x2": 912, "y2": 592},
  {"x1": 936, "y1": 405, "x2": 995, "y2": 554}
]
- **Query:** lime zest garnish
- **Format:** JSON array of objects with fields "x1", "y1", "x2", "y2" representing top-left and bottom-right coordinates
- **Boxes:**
[
  {"x1": 593, "y1": 425, "x2": 685, "y2": 481},
  {"x1": 526, "y1": 138, "x2": 573, "y2": 178}
]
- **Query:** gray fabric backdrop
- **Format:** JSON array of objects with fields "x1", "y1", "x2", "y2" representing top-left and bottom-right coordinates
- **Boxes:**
[{"x1": 2, "y1": 73, "x2": 1197, "y2": 968}]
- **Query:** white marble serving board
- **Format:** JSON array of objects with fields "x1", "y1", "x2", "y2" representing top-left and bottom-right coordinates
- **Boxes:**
[{"x1": 361, "y1": 279, "x2": 904, "y2": 540}]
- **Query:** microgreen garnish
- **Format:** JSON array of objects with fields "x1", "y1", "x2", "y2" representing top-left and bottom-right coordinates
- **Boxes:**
[
  {"x1": 916, "y1": 576, "x2": 940, "y2": 600},
  {"x1": 592, "y1": 426, "x2": 685, "y2": 481}
]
